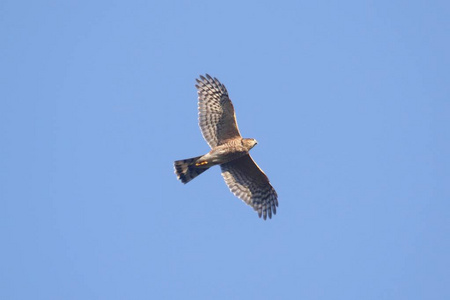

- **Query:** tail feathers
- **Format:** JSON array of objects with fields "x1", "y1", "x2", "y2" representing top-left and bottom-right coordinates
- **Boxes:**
[{"x1": 174, "y1": 156, "x2": 209, "y2": 184}]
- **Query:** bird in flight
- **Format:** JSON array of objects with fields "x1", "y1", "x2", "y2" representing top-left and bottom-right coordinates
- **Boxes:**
[{"x1": 174, "y1": 74, "x2": 278, "y2": 219}]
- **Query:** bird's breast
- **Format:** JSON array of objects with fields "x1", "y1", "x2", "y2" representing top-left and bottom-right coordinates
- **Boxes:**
[{"x1": 207, "y1": 143, "x2": 248, "y2": 165}]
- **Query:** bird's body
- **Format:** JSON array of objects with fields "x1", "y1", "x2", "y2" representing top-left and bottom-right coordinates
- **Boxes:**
[
  {"x1": 196, "y1": 138, "x2": 257, "y2": 167},
  {"x1": 174, "y1": 75, "x2": 278, "y2": 219}
]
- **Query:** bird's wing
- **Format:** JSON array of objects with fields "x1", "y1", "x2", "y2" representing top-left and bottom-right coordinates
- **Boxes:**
[
  {"x1": 220, "y1": 154, "x2": 278, "y2": 219},
  {"x1": 196, "y1": 74, "x2": 242, "y2": 148}
]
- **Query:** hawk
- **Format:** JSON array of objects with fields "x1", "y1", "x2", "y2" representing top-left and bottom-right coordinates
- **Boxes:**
[{"x1": 174, "y1": 74, "x2": 278, "y2": 220}]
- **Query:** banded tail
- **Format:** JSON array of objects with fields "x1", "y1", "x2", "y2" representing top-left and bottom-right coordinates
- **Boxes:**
[{"x1": 174, "y1": 156, "x2": 210, "y2": 184}]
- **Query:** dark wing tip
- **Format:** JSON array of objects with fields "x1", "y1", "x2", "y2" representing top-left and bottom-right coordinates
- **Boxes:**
[{"x1": 197, "y1": 74, "x2": 216, "y2": 83}]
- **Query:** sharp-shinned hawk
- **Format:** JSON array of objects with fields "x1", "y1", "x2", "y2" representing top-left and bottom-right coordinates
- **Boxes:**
[{"x1": 174, "y1": 74, "x2": 278, "y2": 220}]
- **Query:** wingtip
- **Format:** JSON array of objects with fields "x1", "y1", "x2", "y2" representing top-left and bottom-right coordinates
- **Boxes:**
[
  {"x1": 197, "y1": 74, "x2": 215, "y2": 82},
  {"x1": 257, "y1": 205, "x2": 276, "y2": 220}
]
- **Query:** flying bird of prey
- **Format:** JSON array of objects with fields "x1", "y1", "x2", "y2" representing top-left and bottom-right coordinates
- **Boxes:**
[{"x1": 174, "y1": 74, "x2": 278, "y2": 219}]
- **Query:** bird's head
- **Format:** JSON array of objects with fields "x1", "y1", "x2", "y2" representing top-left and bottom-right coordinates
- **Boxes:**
[{"x1": 242, "y1": 138, "x2": 258, "y2": 150}]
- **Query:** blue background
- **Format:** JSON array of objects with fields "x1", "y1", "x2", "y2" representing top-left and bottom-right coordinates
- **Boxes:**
[{"x1": 1, "y1": 1, "x2": 449, "y2": 299}]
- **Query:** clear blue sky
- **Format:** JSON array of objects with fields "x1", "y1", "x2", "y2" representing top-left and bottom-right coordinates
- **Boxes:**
[{"x1": 1, "y1": 1, "x2": 449, "y2": 299}]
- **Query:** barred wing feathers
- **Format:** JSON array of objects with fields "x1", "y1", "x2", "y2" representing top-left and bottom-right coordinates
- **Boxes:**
[
  {"x1": 196, "y1": 74, "x2": 242, "y2": 148},
  {"x1": 220, "y1": 155, "x2": 278, "y2": 220}
]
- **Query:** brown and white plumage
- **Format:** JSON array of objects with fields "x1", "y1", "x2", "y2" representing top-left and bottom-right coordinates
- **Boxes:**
[
  {"x1": 221, "y1": 155, "x2": 278, "y2": 220},
  {"x1": 174, "y1": 74, "x2": 278, "y2": 220},
  {"x1": 196, "y1": 74, "x2": 241, "y2": 148}
]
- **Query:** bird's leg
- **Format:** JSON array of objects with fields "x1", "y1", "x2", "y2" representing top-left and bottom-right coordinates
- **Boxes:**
[{"x1": 195, "y1": 161, "x2": 208, "y2": 167}]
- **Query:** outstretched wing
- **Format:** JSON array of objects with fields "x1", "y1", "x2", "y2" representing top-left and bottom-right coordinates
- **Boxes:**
[
  {"x1": 196, "y1": 74, "x2": 242, "y2": 148},
  {"x1": 220, "y1": 154, "x2": 278, "y2": 220}
]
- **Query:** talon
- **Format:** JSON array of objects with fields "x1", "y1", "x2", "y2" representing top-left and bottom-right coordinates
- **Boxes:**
[{"x1": 195, "y1": 161, "x2": 208, "y2": 166}]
